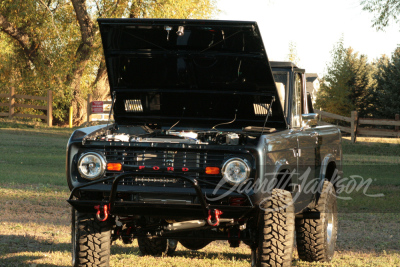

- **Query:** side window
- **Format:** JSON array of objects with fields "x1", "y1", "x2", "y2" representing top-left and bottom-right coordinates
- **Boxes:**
[{"x1": 291, "y1": 73, "x2": 303, "y2": 128}]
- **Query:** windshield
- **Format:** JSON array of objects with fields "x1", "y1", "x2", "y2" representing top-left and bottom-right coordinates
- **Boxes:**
[{"x1": 272, "y1": 72, "x2": 289, "y2": 116}]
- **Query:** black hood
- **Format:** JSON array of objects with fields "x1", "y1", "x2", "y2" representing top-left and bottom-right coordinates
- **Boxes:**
[{"x1": 98, "y1": 18, "x2": 287, "y2": 129}]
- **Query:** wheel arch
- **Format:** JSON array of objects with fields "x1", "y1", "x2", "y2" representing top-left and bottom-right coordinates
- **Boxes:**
[
  {"x1": 320, "y1": 155, "x2": 339, "y2": 186},
  {"x1": 272, "y1": 159, "x2": 293, "y2": 191},
  {"x1": 316, "y1": 155, "x2": 340, "y2": 202}
]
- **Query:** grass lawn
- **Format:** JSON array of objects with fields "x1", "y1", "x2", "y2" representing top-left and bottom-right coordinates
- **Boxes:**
[{"x1": 0, "y1": 121, "x2": 399, "y2": 266}]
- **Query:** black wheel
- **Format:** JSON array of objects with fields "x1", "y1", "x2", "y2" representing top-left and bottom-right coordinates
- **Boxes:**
[
  {"x1": 295, "y1": 180, "x2": 338, "y2": 262},
  {"x1": 72, "y1": 208, "x2": 112, "y2": 267},
  {"x1": 252, "y1": 189, "x2": 295, "y2": 267},
  {"x1": 138, "y1": 237, "x2": 177, "y2": 256}
]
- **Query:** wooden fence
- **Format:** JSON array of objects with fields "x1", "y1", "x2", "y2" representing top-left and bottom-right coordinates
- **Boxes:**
[
  {"x1": 0, "y1": 87, "x2": 53, "y2": 127},
  {"x1": 84, "y1": 97, "x2": 400, "y2": 142},
  {"x1": 86, "y1": 94, "x2": 112, "y2": 124},
  {"x1": 315, "y1": 110, "x2": 400, "y2": 143}
]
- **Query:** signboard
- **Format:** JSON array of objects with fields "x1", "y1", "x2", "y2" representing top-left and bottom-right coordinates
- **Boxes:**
[{"x1": 91, "y1": 101, "x2": 103, "y2": 113}]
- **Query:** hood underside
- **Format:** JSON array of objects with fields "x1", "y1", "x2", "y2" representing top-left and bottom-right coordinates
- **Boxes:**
[{"x1": 98, "y1": 18, "x2": 287, "y2": 129}]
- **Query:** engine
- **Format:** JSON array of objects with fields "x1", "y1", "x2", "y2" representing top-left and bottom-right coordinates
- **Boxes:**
[{"x1": 84, "y1": 125, "x2": 259, "y2": 146}]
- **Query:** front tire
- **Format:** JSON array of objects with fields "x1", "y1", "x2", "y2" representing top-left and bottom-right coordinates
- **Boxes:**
[
  {"x1": 295, "y1": 180, "x2": 338, "y2": 262},
  {"x1": 253, "y1": 189, "x2": 295, "y2": 267},
  {"x1": 72, "y1": 208, "x2": 112, "y2": 267}
]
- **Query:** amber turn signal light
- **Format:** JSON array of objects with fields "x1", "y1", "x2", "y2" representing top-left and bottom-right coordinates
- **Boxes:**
[
  {"x1": 107, "y1": 163, "x2": 122, "y2": 171},
  {"x1": 205, "y1": 167, "x2": 220, "y2": 175}
]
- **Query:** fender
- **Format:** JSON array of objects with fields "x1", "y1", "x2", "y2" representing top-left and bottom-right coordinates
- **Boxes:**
[
  {"x1": 319, "y1": 154, "x2": 336, "y2": 181},
  {"x1": 315, "y1": 154, "x2": 340, "y2": 202},
  {"x1": 272, "y1": 158, "x2": 293, "y2": 190}
]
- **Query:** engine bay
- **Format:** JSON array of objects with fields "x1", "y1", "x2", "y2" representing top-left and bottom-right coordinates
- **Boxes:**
[{"x1": 85, "y1": 125, "x2": 264, "y2": 146}]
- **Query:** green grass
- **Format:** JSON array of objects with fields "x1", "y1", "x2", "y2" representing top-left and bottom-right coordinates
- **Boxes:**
[
  {"x1": 342, "y1": 137, "x2": 400, "y2": 157},
  {"x1": 0, "y1": 128, "x2": 73, "y2": 186},
  {"x1": 0, "y1": 121, "x2": 400, "y2": 266},
  {"x1": 338, "y1": 138, "x2": 400, "y2": 213}
]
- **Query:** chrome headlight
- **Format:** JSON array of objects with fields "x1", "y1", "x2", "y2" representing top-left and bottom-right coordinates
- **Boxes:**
[
  {"x1": 77, "y1": 152, "x2": 106, "y2": 180},
  {"x1": 222, "y1": 158, "x2": 251, "y2": 185}
]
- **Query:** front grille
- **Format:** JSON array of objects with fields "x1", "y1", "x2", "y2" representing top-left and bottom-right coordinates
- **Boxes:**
[
  {"x1": 103, "y1": 147, "x2": 226, "y2": 188},
  {"x1": 105, "y1": 147, "x2": 225, "y2": 167}
]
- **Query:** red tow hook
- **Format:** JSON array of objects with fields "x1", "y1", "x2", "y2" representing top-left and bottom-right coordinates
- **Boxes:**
[
  {"x1": 207, "y1": 209, "x2": 223, "y2": 226},
  {"x1": 94, "y1": 204, "x2": 110, "y2": 222}
]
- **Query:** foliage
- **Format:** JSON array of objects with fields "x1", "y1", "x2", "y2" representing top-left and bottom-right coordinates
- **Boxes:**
[
  {"x1": 361, "y1": 0, "x2": 400, "y2": 30},
  {"x1": 369, "y1": 48, "x2": 400, "y2": 118},
  {"x1": 315, "y1": 38, "x2": 375, "y2": 117},
  {"x1": 286, "y1": 41, "x2": 300, "y2": 66},
  {"x1": 129, "y1": 0, "x2": 219, "y2": 19},
  {"x1": 0, "y1": 0, "x2": 219, "y2": 125}
]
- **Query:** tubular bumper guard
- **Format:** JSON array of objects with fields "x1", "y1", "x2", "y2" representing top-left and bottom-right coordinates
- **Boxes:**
[{"x1": 67, "y1": 172, "x2": 254, "y2": 219}]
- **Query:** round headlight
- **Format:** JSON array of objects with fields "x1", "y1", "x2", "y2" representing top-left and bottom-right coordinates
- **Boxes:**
[
  {"x1": 78, "y1": 152, "x2": 106, "y2": 180},
  {"x1": 222, "y1": 158, "x2": 251, "y2": 185}
]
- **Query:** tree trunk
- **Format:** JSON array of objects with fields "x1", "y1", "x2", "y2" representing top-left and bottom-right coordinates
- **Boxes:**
[
  {"x1": 92, "y1": 58, "x2": 110, "y2": 101},
  {"x1": 70, "y1": 0, "x2": 95, "y2": 125},
  {"x1": 70, "y1": 42, "x2": 93, "y2": 125}
]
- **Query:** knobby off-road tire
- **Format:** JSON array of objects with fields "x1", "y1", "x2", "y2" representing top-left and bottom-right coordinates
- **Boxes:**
[
  {"x1": 72, "y1": 208, "x2": 112, "y2": 267},
  {"x1": 253, "y1": 189, "x2": 295, "y2": 267},
  {"x1": 138, "y1": 238, "x2": 177, "y2": 256},
  {"x1": 295, "y1": 180, "x2": 338, "y2": 262}
]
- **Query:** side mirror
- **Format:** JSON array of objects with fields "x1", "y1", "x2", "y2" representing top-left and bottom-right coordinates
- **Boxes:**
[{"x1": 302, "y1": 113, "x2": 319, "y2": 128}]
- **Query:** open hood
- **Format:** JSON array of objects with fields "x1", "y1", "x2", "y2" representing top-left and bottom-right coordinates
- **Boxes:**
[{"x1": 98, "y1": 19, "x2": 287, "y2": 130}]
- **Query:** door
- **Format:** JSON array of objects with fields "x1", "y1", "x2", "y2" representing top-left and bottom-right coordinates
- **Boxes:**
[{"x1": 292, "y1": 72, "x2": 318, "y2": 210}]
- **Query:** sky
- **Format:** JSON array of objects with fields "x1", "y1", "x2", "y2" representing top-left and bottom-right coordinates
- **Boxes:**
[{"x1": 216, "y1": 0, "x2": 400, "y2": 77}]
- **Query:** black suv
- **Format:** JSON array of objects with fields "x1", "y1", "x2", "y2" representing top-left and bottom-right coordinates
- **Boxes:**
[{"x1": 67, "y1": 19, "x2": 342, "y2": 267}]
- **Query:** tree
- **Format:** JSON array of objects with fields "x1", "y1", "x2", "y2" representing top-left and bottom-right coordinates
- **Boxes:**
[
  {"x1": 0, "y1": 1, "x2": 71, "y2": 120},
  {"x1": 286, "y1": 41, "x2": 300, "y2": 66},
  {"x1": 361, "y1": 0, "x2": 400, "y2": 30},
  {"x1": 315, "y1": 38, "x2": 375, "y2": 117},
  {"x1": 0, "y1": 0, "x2": 219, "y2": 125},
  {"x1": 360, "y1": 0, "x2": 400, "y2": 118},
  {"x1": 371, "y1": 48, "x2": 400, "y2": 118}
]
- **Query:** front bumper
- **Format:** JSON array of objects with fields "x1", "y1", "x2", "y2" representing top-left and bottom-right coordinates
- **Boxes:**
[{"x1": 67, "y1": 172, "x2": 255, "y2": 220}]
